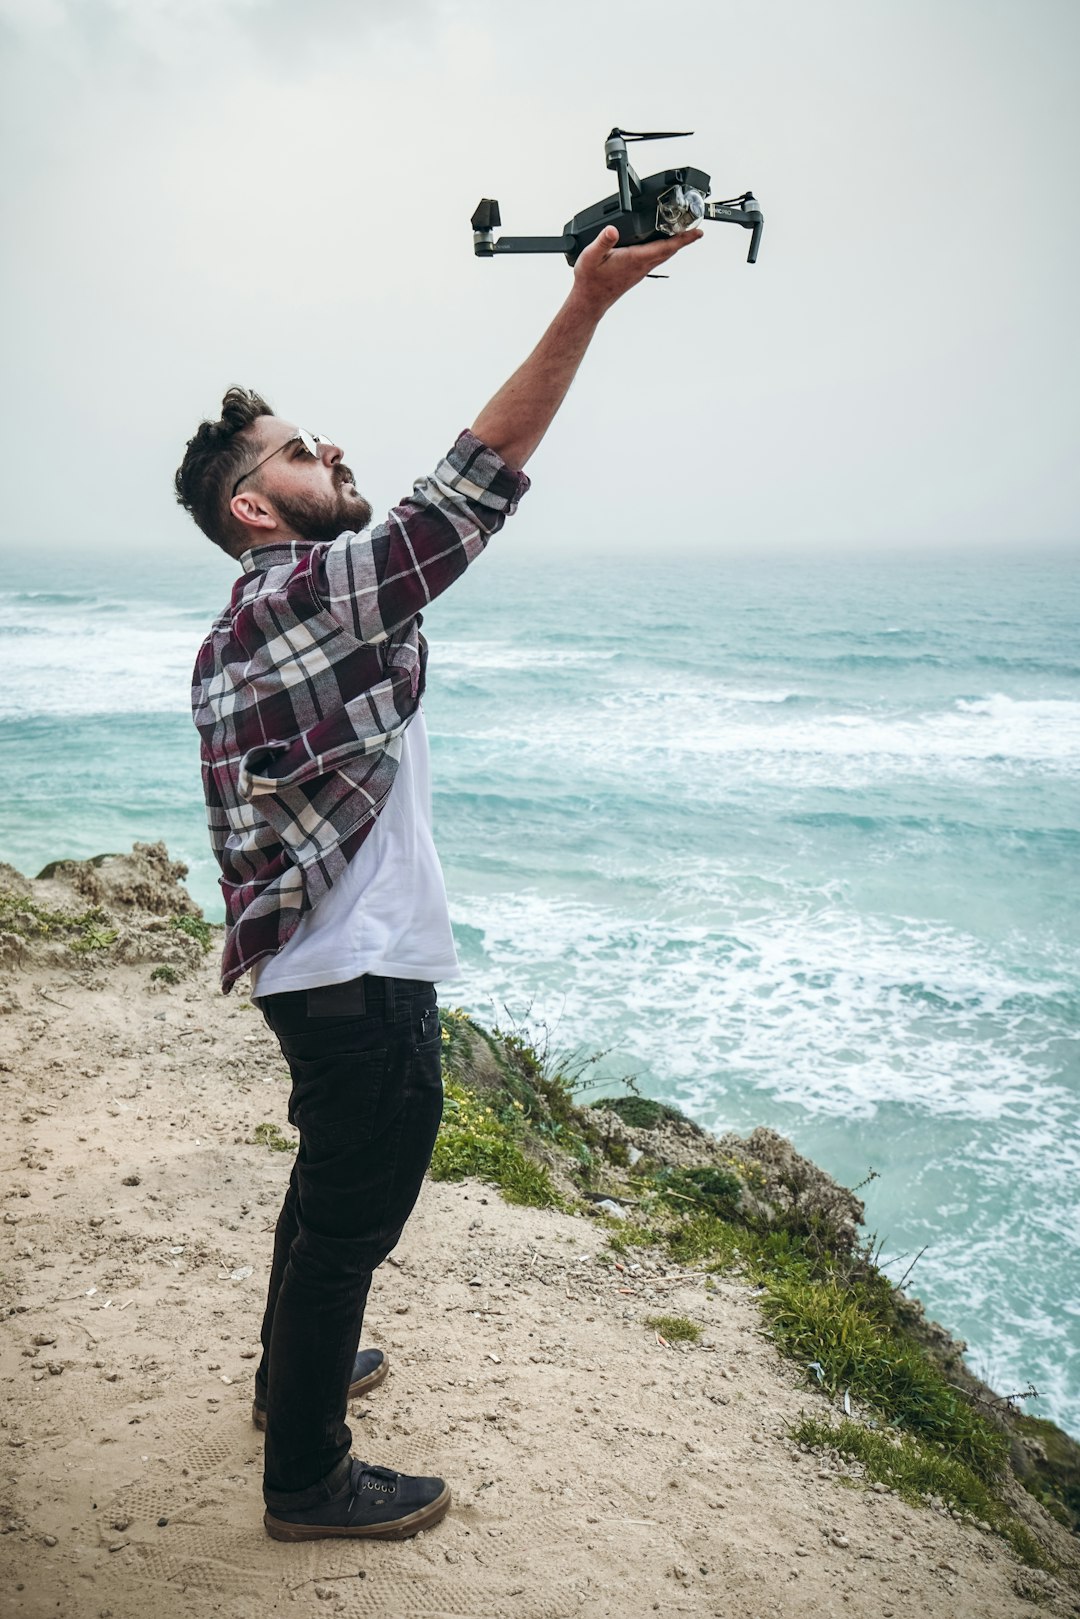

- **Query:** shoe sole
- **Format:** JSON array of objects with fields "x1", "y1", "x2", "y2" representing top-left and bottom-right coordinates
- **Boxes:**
[
  {"x1": 252, "y1": 1356, "x2": 389, "y2": 1433},
  {"x1": 263, "y1": 1482, "x2": 451, "y2": 1542}
]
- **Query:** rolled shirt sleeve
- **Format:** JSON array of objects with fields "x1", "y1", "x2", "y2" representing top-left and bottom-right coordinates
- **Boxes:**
[{"x1": 311, "y1": 431, "x2": 530, "y2": 645}]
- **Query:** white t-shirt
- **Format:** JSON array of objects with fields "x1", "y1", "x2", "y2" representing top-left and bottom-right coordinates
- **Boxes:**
[{"x1": 250, "y1": 706, "x2": 461, "y2": 996}]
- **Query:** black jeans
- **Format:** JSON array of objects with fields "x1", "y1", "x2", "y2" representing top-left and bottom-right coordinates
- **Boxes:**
[{"x1": 254, "y1": 975, "x2": 443, "y2": 1509}]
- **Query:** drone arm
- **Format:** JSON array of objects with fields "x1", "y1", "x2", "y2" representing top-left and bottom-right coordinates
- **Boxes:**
[
  {"x1": 490, "y1": 235, "x2": 578, "y2": 256},
  {"x1": 702, "y1": 194, "x2": 764, "y2": 264},
  {"x1": 472, "y1": 199, "x2": 576, "y2": 258}
]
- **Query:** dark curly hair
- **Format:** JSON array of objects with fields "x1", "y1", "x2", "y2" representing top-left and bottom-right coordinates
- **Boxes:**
[{"x1": 174, "y1": 387, "x2": 274, "y2": 555}]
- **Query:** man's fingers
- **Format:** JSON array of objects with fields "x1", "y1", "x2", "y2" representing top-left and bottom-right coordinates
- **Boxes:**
[
  {"x1": 580, "y1": 223, "x2": 700, "y2": 272},
  {"x1": 648, "y1": 228, "x2": 704, "y2": 261},
  {"x1": 615, "y1": 229, "x2": 704, "y2": 271},
  {"x1": 578, "y1": 225, "x2": 620, "y2": 268}
]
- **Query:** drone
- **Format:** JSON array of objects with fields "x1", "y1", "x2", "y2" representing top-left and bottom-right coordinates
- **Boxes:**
[{"x1": 471, "y1": 128, "x2": 763, "y2": 268}]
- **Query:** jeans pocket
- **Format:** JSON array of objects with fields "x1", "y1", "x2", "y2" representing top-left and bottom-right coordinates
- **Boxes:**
[
  {"x1": 416, "y1": 1005, "x2": 441, "y2": 1051},
  {"x1": 284, "y1": 1046, "x2": 388, "y2": 1148}
]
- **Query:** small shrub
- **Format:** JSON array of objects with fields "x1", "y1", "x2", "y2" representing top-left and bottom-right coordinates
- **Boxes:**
[
  {"x1": 150, "y1": 964, "x2": 182, "y2": 985},
  {"x1": 594, "y1": 1094, "x2": 698, "y2": 1132},
  {"x1": 655, "y1": 1164, "x2": 743, "y2": 1215}
]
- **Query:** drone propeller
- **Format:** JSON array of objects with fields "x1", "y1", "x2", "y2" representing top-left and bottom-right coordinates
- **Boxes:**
[
  {"x1": 609, "y1": 128, "x2": 694, "y2": 141},
  {"x1": 605, "y1": 127, "x2": 693, "y2": 210}
]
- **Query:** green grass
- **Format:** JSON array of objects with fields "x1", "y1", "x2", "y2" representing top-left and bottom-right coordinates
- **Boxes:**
[
  {"x1": 645, "y1": 1313, "x2": 701, "y2": 1344},
  {"x1": 429, "y1": 1076, "x2": 560, "y2": 1208},
  {"x1": 762, "y1": 1273, "x2": 1007, "y2": 1480},
  {"x1": 665, "y1": 1210, "x2": 746, "y2": 1269},
  {"x1": 791, "y1": 1415, "x2": 1053, "y2": 1570},
  {"x1": 169, "y1": 914, "x2": 213, "y2": 952},
  {"x1": 150, "y1": 964, "x2": 182, "y2": 985}
]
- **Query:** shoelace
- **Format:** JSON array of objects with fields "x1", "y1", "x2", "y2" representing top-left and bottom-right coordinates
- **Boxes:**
[{"x1": 348, "y1": 1462, "x2": 399, "y2": 1509}]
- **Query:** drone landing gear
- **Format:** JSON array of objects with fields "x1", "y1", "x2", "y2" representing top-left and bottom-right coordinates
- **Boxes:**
[{"x1": 703, "y1": 194, "x2": 763, "y2": 264}]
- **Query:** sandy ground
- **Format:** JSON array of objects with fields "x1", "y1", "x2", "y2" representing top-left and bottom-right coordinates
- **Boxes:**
[{"x1": 1, "y1": 941, "x2": 1077, "y2": 1619}]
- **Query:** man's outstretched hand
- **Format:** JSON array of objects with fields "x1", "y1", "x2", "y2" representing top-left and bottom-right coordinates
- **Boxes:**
[
  {"x1": 571, "y1": 224, "x2": 704, "y2": 317},
  {"x1": 470, "y1": 224, "x2": 703, "y2": 470}
]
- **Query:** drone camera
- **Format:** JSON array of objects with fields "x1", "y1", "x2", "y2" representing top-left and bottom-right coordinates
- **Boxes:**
[{"x1": 655, "y1": 184, "x2": 706, "y2": 236}]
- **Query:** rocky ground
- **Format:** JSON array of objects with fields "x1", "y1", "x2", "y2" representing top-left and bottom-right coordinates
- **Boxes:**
[{"x1": 1, "y1": 847, "x2": 1077, "y2": 1619}]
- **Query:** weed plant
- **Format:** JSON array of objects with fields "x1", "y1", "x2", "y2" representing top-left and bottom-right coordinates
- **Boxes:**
[{"x1": 253, "y1": 1121, "x2": 294, "y2": 1153}]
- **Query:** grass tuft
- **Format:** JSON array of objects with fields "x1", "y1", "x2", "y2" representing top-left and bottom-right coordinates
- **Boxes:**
[
  {"x1": 252, "y1": 1121, "x2": 295, "y2": 1153},
  {"x1": 645, "y1": 1313, "x2": 701, "y2": 1344}
]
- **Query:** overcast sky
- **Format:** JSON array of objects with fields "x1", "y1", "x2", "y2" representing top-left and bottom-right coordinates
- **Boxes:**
[{"x1": 1, "y1": 0, "x2": 1077, "y2": 561}]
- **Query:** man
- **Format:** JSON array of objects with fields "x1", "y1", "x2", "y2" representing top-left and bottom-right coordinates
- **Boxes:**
[{"x1": 174, "y1": 221, "x2": 701, "y2": 1543}]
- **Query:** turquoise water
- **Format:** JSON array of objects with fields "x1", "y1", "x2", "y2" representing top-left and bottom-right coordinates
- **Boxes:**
[{"x1": 2, "y1": 546, "x2": 1077, "y2": 1433}]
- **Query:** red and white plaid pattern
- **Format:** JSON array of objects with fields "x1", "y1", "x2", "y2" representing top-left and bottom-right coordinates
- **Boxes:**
[{"x1": 192, "y1": 431, "x2": 529, "y2": 992}]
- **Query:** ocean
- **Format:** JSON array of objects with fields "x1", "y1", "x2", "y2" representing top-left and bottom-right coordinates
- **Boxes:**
[{"x1": 2, "y1": 543, "x2": 1077, "y2": 1435}]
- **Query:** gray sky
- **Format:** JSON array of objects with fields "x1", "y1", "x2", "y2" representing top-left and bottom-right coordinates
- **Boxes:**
[{"x1": 1, "y1": 0, "x2": 1077, "y2": 560}]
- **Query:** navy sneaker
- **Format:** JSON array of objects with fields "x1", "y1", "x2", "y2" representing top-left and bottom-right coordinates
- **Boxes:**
[
  {"x1": 252, "y1": 1348, "x2": 388, "y2": 1432},
  {"x1": 264, "y1": 1458, "x2": 451, "y2": 1541}
]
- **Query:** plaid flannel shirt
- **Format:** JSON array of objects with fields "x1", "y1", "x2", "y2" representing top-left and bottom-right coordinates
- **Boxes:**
[{"x1": 192, "y1": 430, "x2": 529, "y2": 993}]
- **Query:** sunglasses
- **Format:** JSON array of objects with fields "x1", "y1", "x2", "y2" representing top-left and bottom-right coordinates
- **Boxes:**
[{"x1": 231, "y1": 429, "x2": 334, "y2": 499}]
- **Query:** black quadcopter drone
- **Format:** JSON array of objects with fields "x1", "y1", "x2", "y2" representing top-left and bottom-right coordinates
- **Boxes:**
[{"x1": 471, "y1": 128, "x2": 763, "y2": 268}]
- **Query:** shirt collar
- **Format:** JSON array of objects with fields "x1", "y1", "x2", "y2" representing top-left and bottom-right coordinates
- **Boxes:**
[{"x1": 239, "y1": 539, "x2": 321, "y2": 575}]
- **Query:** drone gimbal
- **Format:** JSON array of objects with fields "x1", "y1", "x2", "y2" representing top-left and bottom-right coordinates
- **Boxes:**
[{"x1": 472, "y1": 128, "x2": 763, "y2": 268}]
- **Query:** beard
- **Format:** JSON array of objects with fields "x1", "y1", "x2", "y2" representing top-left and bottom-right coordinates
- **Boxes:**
[{"x1": 272, "y1": 463, "x2": 374, "y2": 544}]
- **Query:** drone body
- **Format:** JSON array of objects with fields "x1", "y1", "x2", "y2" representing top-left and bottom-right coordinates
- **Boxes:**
[{"x1": 472, "y1": 129, "x2": 763, "y2": 267}]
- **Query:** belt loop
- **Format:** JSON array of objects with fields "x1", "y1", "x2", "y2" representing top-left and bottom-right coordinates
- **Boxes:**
[{"x1": 384, "y1": 976, "x2": 396, "y2": 1021}]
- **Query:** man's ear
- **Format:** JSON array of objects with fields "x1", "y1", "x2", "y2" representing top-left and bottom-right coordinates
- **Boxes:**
[{"x1": 229, "y1": 490, "x2": 278, "y2": 534}]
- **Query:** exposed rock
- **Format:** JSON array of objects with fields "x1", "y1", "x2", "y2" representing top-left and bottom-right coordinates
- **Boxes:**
[
  {"x1": 35, "y1": 842, "x2": 200, "y2": 918},
  {"x1": 1, "y1": 843, "x2": 211, "y2": 982}
]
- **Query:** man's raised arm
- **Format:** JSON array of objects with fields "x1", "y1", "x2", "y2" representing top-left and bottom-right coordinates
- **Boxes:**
[{"x1": 471, "y1": 223, "x2": 702, "y2": 471}]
